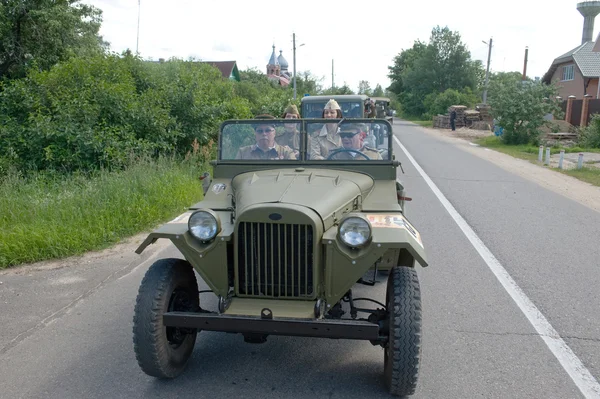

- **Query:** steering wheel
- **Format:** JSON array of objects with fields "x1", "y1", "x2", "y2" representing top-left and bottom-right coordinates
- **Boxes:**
[{"x1": 326, "y1": 148, "x2": 371, "y2": 160}]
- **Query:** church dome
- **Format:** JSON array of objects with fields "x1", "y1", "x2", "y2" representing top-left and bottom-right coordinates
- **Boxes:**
[
  {"x1": 268, "y1": 45, "x2": 278, "y2": 66},
  {"x1": 277, "y1": 51, "x2": 289, "y2": 71}
]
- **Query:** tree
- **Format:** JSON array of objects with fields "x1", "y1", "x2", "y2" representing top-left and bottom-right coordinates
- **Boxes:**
[
  {"x1": 486, "y1": 71, "x2": 523, "y2": 103},
  {"x1": 387, "y1": 26, "x2": 484, "y2": 117},
  {"x1": 0, "y1": 0, "x2": 107, "y2": 80},
  {"x1": 358, "y1": 80, "x2": 372, "y2": 95},
  {"x1": 322, "y1": 83, "x2": 354, "y2": 95},
  {"x1": 423, "y1": 88, "x2": 478, "y2": 118},
  {"x1": 489, "y1": 80, "x2": 560, "y2": 145},
  {"x1": 294, "y1": 71, "x2": 323, "y2": 96},
  {"x1": 387, "y1": 40, "x2": 426, "y2": 97},
  {"x1": 372, "y1": 84, "x2": 385, "y2": 97}
]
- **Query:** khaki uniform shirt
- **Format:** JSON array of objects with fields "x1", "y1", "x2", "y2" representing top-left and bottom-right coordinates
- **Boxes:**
[
  {"x1": 236, "y1": 144, "x2": 297, "y2": 160},
  {"x1": 329, "y1": 145, "x2": 383, "y2": 160},
  {"x1": 310, "y1": 125, "x2": 341, "y2": 160},
  {"x1": 276, "y1": 130, "x2": 300, "y2": 150}
]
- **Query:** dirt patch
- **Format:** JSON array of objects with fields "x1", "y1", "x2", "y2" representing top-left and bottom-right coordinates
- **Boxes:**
[
  {"x1": 416, "y1": 125, "x2": 600, "y2": 214},
  {"x1": 539, "y1": 120, "x2": 575, "y2": 134}
]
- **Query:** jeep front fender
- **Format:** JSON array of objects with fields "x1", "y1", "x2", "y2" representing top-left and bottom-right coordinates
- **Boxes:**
[
  {"x1": 135, "y1": 210, "x2": 233, "y2": 297},
  {"x1": 321, "y1": 213, "x2": 427, "y2": 304}
]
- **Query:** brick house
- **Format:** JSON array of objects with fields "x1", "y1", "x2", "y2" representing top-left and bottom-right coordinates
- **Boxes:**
[{"x1": 541, "y1": 39, "x2": 600, "y2": 99}]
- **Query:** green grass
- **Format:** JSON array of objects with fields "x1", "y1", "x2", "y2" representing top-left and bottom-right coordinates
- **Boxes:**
[
  {"x1": 558, "y1": 167, "x2": 600, "y2": 187},
  {"x1": 0, "y1": 157, "x2": 207, "y2": 269},
  {"x1": 474, "y1": 136, "x2": 600, "y2": 187},
  {"x1": 398, "y1": 115, "x2": 433, "y2": 127},
  {"x1": 411, "y1": 120, "x2": 433, "y2": 127},
  {"x1": 473, "y1": 136, "x2": 539, "y2": 162}
]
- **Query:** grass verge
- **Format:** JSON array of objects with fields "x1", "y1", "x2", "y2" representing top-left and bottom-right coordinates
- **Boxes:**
[
  {"x1": 411, "y1": 120, "x2": 433, "y2": 128},
  {"x1": 557, "y1": 167, "x2": 600, "y2": 187},
  {"x1": 0, "y1": 156, "x2": 207, "y2": 269},
  {"x1": 400, "y1": 116, "x2": 433, "y2": 128},
  {"x1": 474, "y1": 136, "x2": 600, "y2": 187}
]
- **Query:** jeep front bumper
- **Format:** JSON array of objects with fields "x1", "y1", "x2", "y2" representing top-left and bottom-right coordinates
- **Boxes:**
[{"x1": 163, "y1": 311, "x2": 380, "y2": 340}]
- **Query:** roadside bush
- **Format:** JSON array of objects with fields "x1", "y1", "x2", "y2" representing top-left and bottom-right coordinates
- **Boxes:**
[
  {"x1": 0, "y1": 53, "x2": 253, "y2": 175},
  {"x1": 489, "y1": 80, "x2": 560, "y2": 145},
  {"x1": 578, "y1": 114, "x2": 600, "y2": 148},
  {"x1": 423, "y1": 87, "x2": 479, "y2": 119}
]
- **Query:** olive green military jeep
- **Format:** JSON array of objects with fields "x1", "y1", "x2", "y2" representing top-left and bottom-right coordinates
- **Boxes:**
[
  {"x1": 132, "y1": 118, "x2": 428, "y2": 397},
  {"x1": 371, "y1": 97, "x2": 395, "y2": 124}
]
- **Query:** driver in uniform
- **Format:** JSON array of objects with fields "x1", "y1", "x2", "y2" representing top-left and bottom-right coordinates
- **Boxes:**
[
  {"x1": 236, "y1": 115, "x2": 297, "y2": 160},
  {"x1": 330, "y1": 123, "x2": 382, "y2": 160}
]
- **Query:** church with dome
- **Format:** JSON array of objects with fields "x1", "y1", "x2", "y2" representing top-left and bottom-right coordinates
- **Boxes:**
[{"x1": 266, "y1": 45, "x2": 291, "y2": 87}]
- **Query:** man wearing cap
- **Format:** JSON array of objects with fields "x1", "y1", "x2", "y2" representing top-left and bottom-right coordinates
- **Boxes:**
[
  {"x1": 276, "y1": 104, "x2": 301, "y2": 152},
  {"x1": 328, "y1": 123, "x2": 382, "y2": 160},
  {"x1": 236, "y1": 115, "x2": 297, "y2": 160},
  {"x1": 310, "y1": 99, "x2": 342, "y2": 160}
]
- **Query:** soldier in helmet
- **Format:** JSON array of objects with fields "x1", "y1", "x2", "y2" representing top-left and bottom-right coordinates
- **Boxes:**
[
  {"x1": 276, "y1": 104, "x2": 301, "y2": 154},
  {"x1": 310, "y1": 99, "x2": 342, "y2": 160},
  {"x1": 328, "y1": 123, "x2": 382, "y2": 160},
  {"x1": 236, "y1": 115, "x2": 297, "y2": 160}
]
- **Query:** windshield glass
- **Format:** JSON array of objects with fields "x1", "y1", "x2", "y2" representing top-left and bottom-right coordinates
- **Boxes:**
[
  {"x1": 302, "y1": 101, "x2": 363, "y2": 118},
  {"x1": 219, "y1": 119, "x2": 391, "y2": 162}
]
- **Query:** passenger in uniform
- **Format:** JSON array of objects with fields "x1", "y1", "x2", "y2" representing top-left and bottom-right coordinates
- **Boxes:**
[
  {"x1": 236, "y1": 115, "x2": 297, "y2": 160},
  {"x1": 329, "y1": 123, "x2": 382, "y2": 160},
  {"x1": 310, "y1": 99, "x2": 343, "y2": 160},
  {"x1": 276, "y1": 104, "x2": 301, "y2": 153}
]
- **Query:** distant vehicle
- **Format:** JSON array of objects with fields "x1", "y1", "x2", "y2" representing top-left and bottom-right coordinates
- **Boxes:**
[
  {"x1": 370, "y1": 97, "x2": 394, "y2": 124},
  {"x1": 301, "y1": 94, "x2": 371, "y2": 118},
  {"x1": 132, "y1": 117, "x2": 428, "y2": 397}
]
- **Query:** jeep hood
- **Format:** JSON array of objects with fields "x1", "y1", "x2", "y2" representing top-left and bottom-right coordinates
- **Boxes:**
[{"x1": 231, "y1": 169, "x2": 374, "y2": 219}]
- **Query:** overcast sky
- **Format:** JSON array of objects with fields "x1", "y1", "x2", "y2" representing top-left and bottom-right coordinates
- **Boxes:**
[{"x1": 84, "y1": 0, "x2": 596, "y2": 93}]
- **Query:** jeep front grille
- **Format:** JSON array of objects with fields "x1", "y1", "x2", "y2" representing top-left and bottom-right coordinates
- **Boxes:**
[{"x1": 237, "y1": 222, "x2": 314, "y2": 298}]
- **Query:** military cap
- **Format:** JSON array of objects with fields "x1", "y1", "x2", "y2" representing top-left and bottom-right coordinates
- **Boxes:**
[
  {"x1": 283, "y1": 104, "x2": 300, "y2": 117},
  {"x1": 323, "y1": 99, "x2": 341, "y2": 111}
]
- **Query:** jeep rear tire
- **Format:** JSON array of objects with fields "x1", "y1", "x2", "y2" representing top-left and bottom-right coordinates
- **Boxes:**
[
  {"x1": 384, "y1": 266, "x2": 422, "y2": 397},
  {"x1": 133, "y1": 258, "x2": 199, "y2": 378}
]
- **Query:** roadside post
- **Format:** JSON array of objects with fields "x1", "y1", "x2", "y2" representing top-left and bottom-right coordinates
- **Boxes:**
[
  {"x1": 558, "y1": 150, "x2": 565, "y2": 169},
  {"x1": 577, "y1": 153, "x2": 584, "y2": 169},
  {"x1": 545, "y1": 147, "x2": 551, "y2": 166},
  {"x1": 538, "y1": 146, "x2": 543, "y2": 162}
]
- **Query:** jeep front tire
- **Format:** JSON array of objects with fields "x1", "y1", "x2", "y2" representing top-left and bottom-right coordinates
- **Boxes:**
[
  {"x1": 133, "y1": 258, "x2": 199, "y2": 378},
  {"x1": 383, "y1": 266, "x2": 422, "y2": 396}
]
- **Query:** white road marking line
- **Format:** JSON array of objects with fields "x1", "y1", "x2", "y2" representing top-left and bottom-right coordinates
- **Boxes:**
[
  {"x1": 393, "y1": 135, "x2": 600, "y2": 399},
  {"x1": 469, "y1": 142, "x2": 480, "y2": 146}
]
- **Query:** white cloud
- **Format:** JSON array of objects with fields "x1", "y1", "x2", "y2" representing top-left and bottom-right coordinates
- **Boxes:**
[{"x1": 85, "y1": 0, "x2": 593, "y2": 93}]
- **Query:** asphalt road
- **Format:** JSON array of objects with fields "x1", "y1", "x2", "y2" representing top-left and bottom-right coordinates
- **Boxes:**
[{"x1": 1, "y1": 120, "x2": 599, "y2": 399}]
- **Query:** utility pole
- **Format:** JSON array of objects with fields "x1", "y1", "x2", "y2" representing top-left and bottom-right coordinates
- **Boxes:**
[
  {"x1": 293, "y1": 33, "x2": 297, "y2": 99},
  {"x1": 332, "y1": 59, "x2": 334, "y2": 91},
  {"x1": 482, "y1": 38, "x2": 492, "y2": 104},
  {"x1": 136, "y1": 0, "x2": 141, "y2": 54},
  {"x1": 522, "y1": 46, "x2": 529, "y2": 81},
  {"x1": 291, "y1": 33, "x2": 304, "y2": 99}
]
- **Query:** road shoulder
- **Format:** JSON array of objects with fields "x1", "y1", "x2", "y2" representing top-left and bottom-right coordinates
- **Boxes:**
[{"x1": 404, "y1": 122, "x2": 600, "y2": 214}]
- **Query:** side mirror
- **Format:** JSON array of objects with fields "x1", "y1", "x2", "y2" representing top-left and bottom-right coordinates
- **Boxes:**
[{"x1": 199, "y1": 172, "x2": 212, "y2": 195}]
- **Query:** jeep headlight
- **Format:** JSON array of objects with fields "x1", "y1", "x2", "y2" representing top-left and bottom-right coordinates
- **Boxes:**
[
  {"x1": 188, "y1": 209, "x2": 221, "y2": 242},
  {"x1": 338, "y1": 216, "x2": 371, "y2": 248}
]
